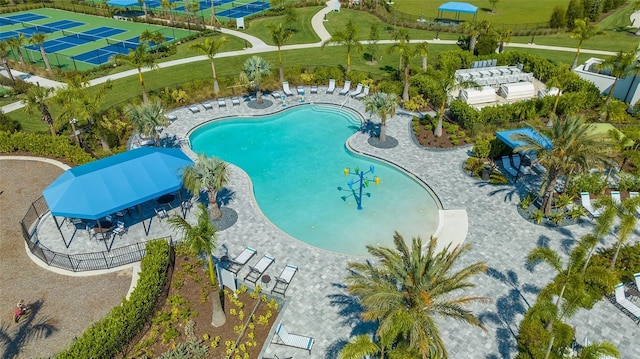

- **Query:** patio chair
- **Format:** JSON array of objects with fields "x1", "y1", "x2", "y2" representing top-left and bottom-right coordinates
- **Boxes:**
[
  {"x1": 155, "y1": 208, "x2": 169, "y2": 221},
  {"x1": 218, "y1": 98, "x2": 227, "y2": 108},
  {"x1": 188, "y1": 105, "x2": 200, "y2": 113},
  {"x1": 501, "y1": 156, "x2": 518, "y2": 177},
  {"x1": 326, "y1": 79, "x2": 336, "y2": 94},
  {"x1": 165, "y1": 114, "x2": 177, "y2": 122},
  {"x1": 310, "y1": 85, "x2": 318, "y2": 94},
  {"x1": 580, "y1": 192, "x2": 603, "y2": 218},
  {"x1": 202, "y1": 101, "x2": 213, "y2": 110},
  {"x1": 355, "y1": 86, "x2": 369, "y2": 99},
  {"x1": 613, "y1": 283, "x2": 640, "y2": 323},
  {"x1": 271, "y1": 91, "x2": 283, "y2": 99},
  {"x1": 244, "y1": 254, "x2": 274, "y2": 285},
  {"x1": 296, "y1": 85, "x2": 305, "y2": 95},
  {"x1": 113, "y1": 221, "x2": 127, "y2": 238},
  {"x1": 271, "y1": 322, "x2": 314, "y2": 354},
  {"x1": 349, "y1": 83, "x2": 363, "y2": 97},
  {"x1": 611, "y1": 190, "x2": 621, "y2": 205},
  {"x1": 271, "y1": 264, "x2": 298, "y2": 297},
  {"x1": 282, "y1": 82, "x2": 294, "y2": 96},
  {"x1": 339, "y1": 81, "x2": 351, "y2": 95},
  {"x1": 232, "y1": 97, "x2": 241, "y2": 106},
  {"x1": 228, "y1": 247, "x2": 257, "y2": 274}
]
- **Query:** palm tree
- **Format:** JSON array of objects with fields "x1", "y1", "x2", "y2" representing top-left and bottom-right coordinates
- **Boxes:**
[
  {"x1": 496, "y1": 28, "x2": 512, "y2": 53},
  {"x1": 124, "y1": 98, "x2": 168, "y2": 145},
  {"x1": 182, "y1": 154, "x2": 229, "y2": 220},
  {"x1": 20, "y1": 85, "x2": 55, "y2": 136},
  {"x1": 461, "y1": 20, "x2": 491, "y2": 53},
  {"x1": 111, "y1": 45, "x2": 158, "y2": 102},
  {"x1": 363, "y1": 92, "x2": 397, "y2": 143},
  {"x1": 593, "y1": 194, "x2": 640, "y2": 269},
  {"x1": 345, "y1": 234, "x2": 487, "y2": 359},
  {"x1": 266, "y1": 23, "x2": 294, "y2": 83},
  {"x1": 190, "y1": 36, "x2": 229, "y2": 96},
  {"x1": 161, "y1": 0, "x2": 177, "y2": 24},
  {"x1": 209, "y1": 0, "x2": 218, "y2": 27},
  {"x1": 596, "y1": 50, "x2": 640, "y2": 103},
  {"x1": 7, "y1": 33, "x2": 26, "y2": 64},
  {"x1": 168, "y1": 203, "x2": 226, "y2": 327},
  {"x1": 0, "y1": 40, "x2": 16, "y2": 84},
  {"x1": 570, "y1": 19, "x2": 604, "y2": 69},
  {"x1": 546, "y1": 64, "x2": 574, "y2": 115},
  {"x1": 389, "y1": 28, "x2": 410, "y2": 77},
  {"x1": 427, "y1": 63, "x2": 478, "y2": 137},
  {"x1": 514, "y1": 116, "x2": 616, "y2": 214},
  {"x1": 138, "y1": 0, "x2": 149, "y2": 18},
  {"x1": 29, "y1": 32, "x2": 51, "y2": 71},
  {"x1": 415, "y1": 41, "x2": 429, "y2": 72},
  {"x1": 576, "y1": 341, "x2": 619, "y2": 359},
  {"x1": 139, "y1": 30, "x2": 166, "y2": 52},
  {"x1": 321, "y1": 19, "x2": 362, "y2": 73},
  {"x1": 601, "y1": 99, "x2": 629, "y2": 123},
  {"x1": 239, "y1": 56, "x2": 272, "y2": 104},
  {"x1": 339, "y1": 334, "x2": 418, "y2": 359},
  {"x1": 400, "y1": 45, "x2": 417, "y2": 102}
]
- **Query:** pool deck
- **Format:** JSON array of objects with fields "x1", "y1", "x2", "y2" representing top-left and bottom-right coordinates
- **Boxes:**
[{"x1": 32, "y1": 89, "x2": 640, "y2": 357}]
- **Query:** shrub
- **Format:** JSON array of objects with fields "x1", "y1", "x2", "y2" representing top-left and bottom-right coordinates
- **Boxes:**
[
  {"x1": 0, "y1": 113, "x2": 21, "y2": 133},
  {"x1": 0, "y1": 131, "x2": 94, "y2": 165},
  {"x1": 549, "y1": 6, "x2": 567, "y2": 29},
  {"x1": 464, "y1": 157, "x2": 485, "y2": 176},
  {"x1": 566, "y1": 172, "x2": 607, "y2": 197},
  {"x1": 617, "y1": 174, "x2": 640, "y2": 192},
  {"x1": 593, "y1": 243, "x2": 640, "y2": 283}
]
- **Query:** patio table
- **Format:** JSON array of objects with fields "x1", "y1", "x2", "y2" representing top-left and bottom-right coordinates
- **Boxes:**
[{"x1": 157, "y1": 194, "x2": 175, "y2": 206}]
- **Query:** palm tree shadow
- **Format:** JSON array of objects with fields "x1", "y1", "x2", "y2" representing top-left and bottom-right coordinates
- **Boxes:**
[
  {"x1": 216, "y1": 187, "x2": 235, "y2": 206},
  {"x1": 358, "y1": 120, "x2": 380, "y2": 138},
  {"x1": 0, "y1": 299, "x2": 58, "y2": 359}
]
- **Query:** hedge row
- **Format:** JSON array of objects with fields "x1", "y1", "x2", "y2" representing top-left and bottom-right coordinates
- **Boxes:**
[
  {"x1": 56, "y1": 239, "x2": 172, "y2": 359},
  {"x1": 0, "y1": 131, "x2": 94, "y2": 165}
]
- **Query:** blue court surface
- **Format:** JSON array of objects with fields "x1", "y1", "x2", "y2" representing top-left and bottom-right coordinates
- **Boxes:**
[
  {"x1": 24, "y1": 34, "x2": 90, "y2": 53},
  {"x1": 72, "y1": 46, "x2": 130, "y2": 65},
  {"x1": 0, "y1": 13, "x2": 47, "y2": 26},
  {"x1": 216, "y1": 1, "x2": 269, "y2": 18},
  {"x1": 173, "y1": 0, "x2": 233, "y2": 11}
]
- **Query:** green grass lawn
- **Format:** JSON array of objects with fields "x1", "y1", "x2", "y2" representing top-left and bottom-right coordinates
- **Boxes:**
[{"x1": 244, "y1": 7, "x2": 322, "y2": 45}]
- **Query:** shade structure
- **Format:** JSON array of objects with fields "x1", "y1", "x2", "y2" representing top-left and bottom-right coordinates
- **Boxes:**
[
  {"x1": 107, "y1": 0, "x2": 140, "y2": 6},
  {"x1": 43, "y1": 147, "x2": 193, "y2": 220},
  {"x1": 496, "y1": 127, "x2": 553, "y2": 152},
  {"x1": 438, "y1": 2, "x2": 478, "y2": 13}
]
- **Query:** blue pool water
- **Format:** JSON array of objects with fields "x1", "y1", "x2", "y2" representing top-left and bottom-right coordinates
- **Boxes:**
[{"x1": 189, "y1": 105, "x2": 439, "y2": 256}]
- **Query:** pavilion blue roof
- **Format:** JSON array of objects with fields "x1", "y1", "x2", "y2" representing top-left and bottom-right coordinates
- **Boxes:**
[
  {"x1": 496, "y1": 127, "x2": 553, "y2": 152},
  {"x1": 438, "y1": 2, "x2": 478, "y2": 14}
]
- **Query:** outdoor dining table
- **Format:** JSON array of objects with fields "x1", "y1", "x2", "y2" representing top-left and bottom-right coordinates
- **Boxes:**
[{"x1": 157, "y1": 194, "x2": 176, "y2": 208}]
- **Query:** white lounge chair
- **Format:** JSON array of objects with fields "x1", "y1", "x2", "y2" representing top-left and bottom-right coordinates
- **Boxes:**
[
  {"x1": 228, "y1": 247, "x2": 257, "y2": 274},
  {"x1": 271, "y1": 322, "x2": 314, "y2": 354},
  {"x1": 188, "y1": 105, "x2": 200, "y2": 113},
  {"x1": 580, "y1": 192, "x2": 603, "y2": 218},
  {"x1": 165, "y1": 114, "x2": 177, "y2": 122},
  {"x1": 501, "y1": 156, "x2": 518, "y2": 177},
  {"x1": 326, "y1": 79, "x2": 336, "y2": 94},
  {"x1": 355, "y1": 86, "x2": 369, "y2": 99},
  {"x1": 271, "y1": 264, "x2": 298, "y2": 297},
  {"x1": 349, "y1": 83, "x2": 363, "y2": 97},
  {"x1": 218, "y1": 98, "x2": 227, "y2": 108},
  {"x1": 244, "y1": 254, "x2": 274, "y2": 284},
  {"x1": 614, "y1": 283, "x2": 640, "y2": 323},
  {"x1": 232, "y1": 97, "x2": 241, "y2": 106},
  {"x1": 611, "y1": 190, "x2": 621, "y2": 205},
  {"x1": 202, "y1": 101, "x2": 213, "y2": 110},
  {"x1": 339, "y1": 81, "x2": 351, "y2": 95},
  {"x1": 282, "y1": 82, "x2": 293, "y2": 96}
]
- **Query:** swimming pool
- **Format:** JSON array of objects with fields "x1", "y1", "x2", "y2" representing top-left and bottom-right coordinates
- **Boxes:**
[{"x1": 189, "y1": 105, "x2": 439, "y2": 256}]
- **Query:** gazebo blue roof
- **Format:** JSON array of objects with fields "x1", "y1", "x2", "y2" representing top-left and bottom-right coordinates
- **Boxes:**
[
  {"x1": 43, "y1": 147, "x2": 193, "y2": 220},
  {"x1": 107, "y1": 0, "x2": 140, "y2": 6},
  {"x1": 438, "y1": 2, "x2": 478, "y2": 14},
  {"x1": 496, "y1": 127, "x2": 553, "y2": 152}
]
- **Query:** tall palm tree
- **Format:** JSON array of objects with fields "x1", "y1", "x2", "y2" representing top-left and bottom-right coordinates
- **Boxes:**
[
  {"x1": 576, "y1": 341, "x2": 619, "y2": 359},
  {"x1": 124, "y1": 98, "x2": 167, "y2": 145},
  {"x1": 182, "y1": 154, "x2": 229, "y2": 220},
  {"x1": 7, "y1": 33, "x2": 26, "y2": 64},
  {"x1": 546, "y1": 64, "x2": 574, "y2": 115},
  {"x1": 321, "y1": 19, "x2": 362, "y2": 73},
  {"x1": 0, "y1": 40, "x2": 16, "y2": 84},
  {"x1": 570, "y1": 19, "x2": 604, "y2": 69},
  {"x1": 345, "y1": 234, "x2": 488, "y2": 359},
  {"x1": 20, "y1": 85, "x2": 55, "y2": 136},
  {"x1": 593, "y1": 194, "x2": 640, "y2": 269},
  {"x1": 190, "y1": 36, "x2": 229, "y2": 96},
  {"x1": 209, "y1": 0, "x2": 218, "y2": 27},
  {"x1": 239, "y1": 56, "x2": 272, "y2": 104},
  {"x1": 399, "y1": 45, "x2": 418, "y2": 102},
  {"x1": 596, "y1": 50, "x2": 640, "y2": 103},
  {"x1": 111, "y1": 45, "x2": 158, "y2": 102},
  {"x1": 496, "y1": 28, "x2": 512, "y2": 53},
  {"x1": 138, "y1": 0, "x2": 149, "y2": 18},
  {"x1": 514, "y1": 116, "x2": 616, "y2": 214},
  {"x1": 168, "y1": 203, "x2": 226, "y2": 327},
  {"x1": 139, "y1": 30, "x2": 166, "y2": 52},
  {"x1": 415, "y1": 41, "x2": 429, "y2": 72},
  {"x1": 363, "y1": 92, "x2": 397, "y2": 143},
  {"x1": 389, "y1": 28, "x2": 410, "y2": 77},
  {"x1": 161, "y1": 0, "x2": 177, "y2": 24},
  {"x1": 266, "y1": 23, "x2": 294, "y2": 83},
  {"x1": 29, "y1": 32, "x2": 51, "y2": 71},
  {"x1": 461, "y1": 20, "x2": 491, "y2": 54},
  {"x1": 339, "y1": 334, "x2": 418, "y2": 359}
]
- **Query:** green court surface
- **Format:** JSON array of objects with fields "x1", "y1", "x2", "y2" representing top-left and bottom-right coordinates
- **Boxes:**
[{"x1": 3, "y1": 8, "x2": 194, "y2": 71}]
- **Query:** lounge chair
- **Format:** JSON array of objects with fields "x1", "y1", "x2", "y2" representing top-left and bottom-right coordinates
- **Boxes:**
[
  {"x1": 635, "y1": 273, "x2": 640, "y2": 293},
  {"x1": 580, "y1": 192, "x2": 603, "y2": 218},
  {"x1": 188, "y1": 105, "x2": 200, "y2": 113},
  {"x1": 282, "y1": 82, "x2": 293, "y2": 96},
  {"x1": 501, "y1": 156, "x2": 518, "y2": 177},
  {"x1": 165, "y1": 114, "x2": 177, "y2": 122},
  {"x1": 202, "y1": 101, "x2": 213, "y2": 110},
  {"x1": 613, "y1": 283, "x2": 640, "y2": 323},
  {"x1": 228, "y1": 247, "x2": 257, "y2": 274},
  {"x1": 349, "y1": 83, "x2": 363, "y2": 97},
  {"x1": 271, "y1": 264, "x2": 298, "y2": 297},
  {"x1": 244, "y1": 254, "x2": 274, "y2": 284},
  {"x1": 296, "y1": 85, "x2": 305, "y2": 95},
  {"x1": 511, "y1": 155, "x2": 529, "y2": 175},
  {"x1": 155, "y1": 208, "x2": 168, "y2": 221},
  {"x1": 611, "y1": 190, "x2": 621, "y2": 205},
  {"x1": 271, "y1": 91, "x2": 283, "y2": 99},
  {"x1": 272, "y1": 323, "x2": 314, "y2": 354},
  {"x1": 218, "y1": 98, "x2": 227, "y2": 108},
  {"x1": 355, "y1": 86, "x2": 369, "y2": 99},
  {"x1": 310, "y1": 85, "x2": 318, "y2": 94},
  {"x1": 232, "y1": 97, "x2": 241, "y2": 106},
  {"x1": 326, "y1": 79, "x2": 336, "y2": 94},
  {"x1": 339, "y1": 81, "x2": 351, "y2": 95}
]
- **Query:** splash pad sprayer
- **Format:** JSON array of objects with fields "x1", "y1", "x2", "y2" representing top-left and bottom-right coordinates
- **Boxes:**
[{"x1": 342, "y1": 165, "x2": 380, "y2": 210}]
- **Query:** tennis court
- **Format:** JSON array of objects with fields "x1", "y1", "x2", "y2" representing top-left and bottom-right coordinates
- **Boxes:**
[
  {"x1": 173, "y1": 0, "x2": 234, "y2": 11},
  {"x1": 1, "y1": 19, "x2": 86, "y2": 41},
  {"x1": 216, "y1": 1, "x2": 269, "y2": 18},
  {"x1": 0, "y1": 12, "x2": 47, "y2": 26},
  {"x1": 24, "y1": 32, "x2": 98, "y2": 53}
]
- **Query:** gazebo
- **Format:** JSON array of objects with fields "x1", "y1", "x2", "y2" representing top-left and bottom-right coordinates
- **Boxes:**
[
  {"x1": 438, "y1": 2, "x2": 478, "y2": 21},
  {"x1": 496, "y1": 127, "x2": 552, "y2": 181},
  {"x1": 43, "y1": 147, "x2": 193, "y2": 248}
]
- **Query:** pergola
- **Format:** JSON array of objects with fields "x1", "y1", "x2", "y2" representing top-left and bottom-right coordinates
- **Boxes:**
[
  {"x1": 43, "y1": 147, "x2": 193, "y2": 249},
  {"x1": 438, "y1": 2, "x2": 478, "y2": 21},
  {"x1": 496, "y1": 127, "x2": 552, "y2": 181}
]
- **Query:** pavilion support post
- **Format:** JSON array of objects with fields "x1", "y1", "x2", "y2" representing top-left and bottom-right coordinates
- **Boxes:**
[
  {"x1": 137, "y1": 204, "x2": 150, "y2": 236},
  {"x1": 53, "y1": 215, "x2": 71, "y2": 248}
]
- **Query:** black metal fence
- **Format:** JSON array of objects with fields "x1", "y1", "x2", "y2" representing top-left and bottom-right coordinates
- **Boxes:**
[{"x1": 19, "y1": 196, "x2": 173, "y2": 272}]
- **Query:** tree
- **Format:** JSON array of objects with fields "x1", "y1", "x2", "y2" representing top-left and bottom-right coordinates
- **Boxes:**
[
  {"x1": 20, "y1": 85, "x2": 55, "y2": 136},
  {"x1": 496, "y1": 28, "x2": 512, "y2": 53},
  {"x1": 182, "y1": 154, "x2": 229, "y2": 221},
  {"x1": 389, "y1": 28, "x2": 410, "y2": 77},
  {"x1": 489, "y1": 0, "x2": 499, "y2": 12},
  {"x1": 601, "y1": 99, "x2": 629, "y2": 123},
  {"x1": 266, "y1": 23, "x2": 293, "y2": 83},
  {"x1": 460, "y1": 20, "x2": 491, "y2": 54},
  {"x1": 139, "y1": 30, "x2": 166, "y2": 51},
  {"x1": 593, "y1": 194, "x2": 640, "y2": 269},
  {"x1": 161, "y1": 0, "x2": 177, "y2": 24},
  {"x1": 549, "y1": 6, "x2": 568, "y2": 29},
  {"x1": 189, "y1": 36, "x2": 229, "y2": 96},
  {"x1": 570, "y1": 19, "x2": 604, "y2": 69},
  {"x1": 168, "y1": 203, "x2": 226, "y2": 327},
  {"x1": 415, "y1": 41, "x2": 428, "y2": 72},
  {"x1": 29, "y1": 32, "x2": 51, "y2": 71},
  {"x1": 546, "y1": 64, "x2": 574, "y2": 115},
  {"x1": 138, "y1": 0, "x2": 149, "y2": 18},
  {"x1": 576, "y1": 341, "x2": 619, "y2": 359},
  {"x1": 7, "y1": 33, "x2": 26, "y2": 64},
  {"x1": 124, "y1": 98, "x2": 168, "y2": 145},
  {"x1": 513, "y1": 116, "x2": 616, "y2": 214},
  {"x1": 566, "y1": 0, "x2": 585, "y2": 29},
  {"x1": 321, "y1": 19, "x2": 362, "y2": 73},
  {"x1": 596, "y1": 50, "x2": 640, "y2": 103},
  {"x1": 0, "y1": 40, "x2": 16, "y2": 84},
  {"x1": 111, "y1": 45, "x2": 158, "y2": 102},
  {"x1": 367, "y1": 23, "x2": 380, "y2": 63},
  {"x1": 239, "y1": 56, "x2": 272, "y2": 104},
  {"x1": 363, "y1": 92, "x2": 398, "y2": 143},
  {"x1": 345, "y1": 234, "x2": 487, "y2": 359}
]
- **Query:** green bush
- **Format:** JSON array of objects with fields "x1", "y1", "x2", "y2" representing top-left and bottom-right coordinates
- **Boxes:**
[
  {"x1": 593, "y1": 243, "x2": 640, "y2": 283},
  {"x1": 464, "y1": 157, "x2": 485, "y2": 176},
  {"x1": 56, "y1": 239, "x2": 172, "y2": 359},
  {"x1": 616, "y1": 174, "x2": 640, "y2": 193},
  {"x1": 0, "y1": 131, "x2": 94, "y2": 165},
  {"x1": 566, "y1": 172, "x2": 608, "y2": 197},
  {"x1": 0, "y1": 113, "x2": 21, "y2": 133}
]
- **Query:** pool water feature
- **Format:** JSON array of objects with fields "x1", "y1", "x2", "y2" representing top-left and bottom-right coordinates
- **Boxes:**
[{"x1": 189, "y1": 105, "x2": 439, "y2": 256}]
